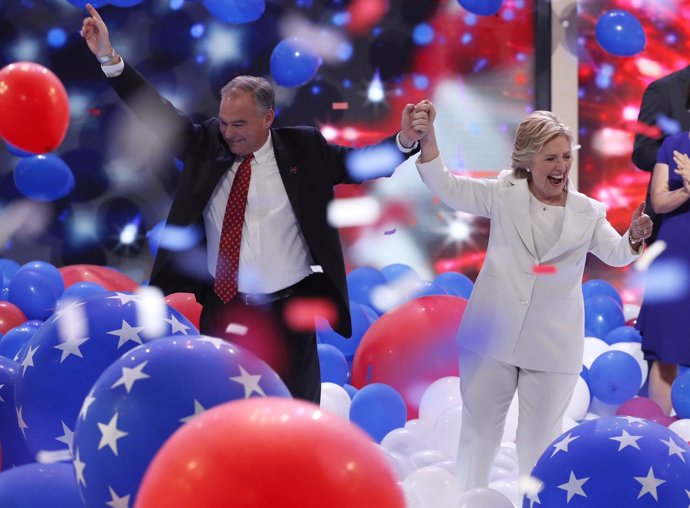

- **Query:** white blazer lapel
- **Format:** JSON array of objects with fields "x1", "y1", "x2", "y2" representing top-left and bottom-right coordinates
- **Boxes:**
[{"x1": 501, "y1": 174, "x2": 538, "y2": 259}]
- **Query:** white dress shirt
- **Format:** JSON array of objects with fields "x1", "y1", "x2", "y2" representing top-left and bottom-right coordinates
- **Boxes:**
[{"x1": 204, "y1": 134, "x2": 313, "y2": 294}]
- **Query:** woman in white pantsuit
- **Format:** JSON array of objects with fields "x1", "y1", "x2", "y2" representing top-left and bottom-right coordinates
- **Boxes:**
[{"x1": 413, "y1": 106, "x2": 653, "y2": 491}]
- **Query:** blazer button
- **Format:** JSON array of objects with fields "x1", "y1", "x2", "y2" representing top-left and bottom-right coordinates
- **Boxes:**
[{"x1": 520, "y1": 299, "x2": 529, "y2": 305}]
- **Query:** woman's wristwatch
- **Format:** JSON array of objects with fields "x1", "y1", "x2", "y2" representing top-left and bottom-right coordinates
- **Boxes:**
[{"x1": 628, "y1": 229, "x2": 643, "y2": 249}]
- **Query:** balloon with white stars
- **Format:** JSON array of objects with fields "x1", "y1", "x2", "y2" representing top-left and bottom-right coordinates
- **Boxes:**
[{"x1": 73, "y1": 335, "x2": 290, "y2": 508}]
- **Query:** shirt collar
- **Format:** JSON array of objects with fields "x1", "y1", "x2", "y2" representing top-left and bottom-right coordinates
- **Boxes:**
[{"x1": 250, "y1": 131, "x2": 273, "y2": 165}]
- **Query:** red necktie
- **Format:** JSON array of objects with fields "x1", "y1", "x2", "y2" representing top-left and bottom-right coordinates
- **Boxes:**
[{"x1": 214, "y1": 153, "x2": 254, "y2": 303}]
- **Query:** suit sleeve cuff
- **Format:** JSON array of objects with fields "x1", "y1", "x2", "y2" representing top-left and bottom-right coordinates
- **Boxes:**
[{"x1": 396, "y1": 132, "x2": 419, "y2": 153}]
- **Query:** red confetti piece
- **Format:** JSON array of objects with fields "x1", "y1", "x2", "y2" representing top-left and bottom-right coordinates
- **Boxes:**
[
  {"x1": 626, "y1": 120, "x2": 662, "y2": 139},
  {"x1": 283, "y1": 297, "x2": 338, "y2": 332},
  {"x1": 88, "y1": 108, "x2": 102, "y2": 116},
  {"x1": 532, "y1": 264, "x2": 557, "y2": 275},
  {"x1": 332, "y1": 102, "x2": 349, "y2": 110}
]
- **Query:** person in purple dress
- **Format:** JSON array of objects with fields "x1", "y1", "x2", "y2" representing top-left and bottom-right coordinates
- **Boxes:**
[{"x1": 636, "y1": 131, "x2": 690, "y2": 415}]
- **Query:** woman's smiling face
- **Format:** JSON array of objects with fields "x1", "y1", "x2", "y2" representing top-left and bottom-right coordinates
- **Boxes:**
[{"x1": 528, "y1": 134, "x2": 572, "y2": 205}]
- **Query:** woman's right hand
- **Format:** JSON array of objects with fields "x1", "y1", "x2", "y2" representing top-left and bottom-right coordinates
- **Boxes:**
[
  {"x1": 415, "y1": 100, "x2": 439, "y2": 163},
  {"x1": 80, "y1": 3, "x2": 114, "y2": 60},
  {"x1": 672, "y1": 150, "x2": 690, "y2": 195}
]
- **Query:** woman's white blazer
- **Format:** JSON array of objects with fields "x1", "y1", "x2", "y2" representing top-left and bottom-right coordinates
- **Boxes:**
[{"x1": 417, "y1": 156, "x2": 640, "y2": 373}]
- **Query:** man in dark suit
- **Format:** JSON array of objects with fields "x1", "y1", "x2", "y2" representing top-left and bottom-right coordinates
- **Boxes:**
[
  {"x1": 632, "y1": 65, "x2": 690, "y2": 244},
  {"x1": 81, "y1": 4, "x2": 427, "y2": 402}
]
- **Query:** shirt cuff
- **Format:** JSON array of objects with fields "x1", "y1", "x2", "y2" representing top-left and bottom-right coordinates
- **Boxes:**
[
  {"x1": 102, "y1": 58, "x2": 125, "y2": 78},
  {"x1": 396, "y1": 132, "x2": 418, "y2": 153}
]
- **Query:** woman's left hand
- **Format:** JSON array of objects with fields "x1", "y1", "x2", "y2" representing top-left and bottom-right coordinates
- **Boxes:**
[{"x1": 630, "y1": 201, "x2": 653, "y2": 241}]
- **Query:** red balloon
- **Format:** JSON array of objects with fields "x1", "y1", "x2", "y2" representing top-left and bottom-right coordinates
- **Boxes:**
[
  {"x1": 0, "y1": 301, "x2": 28, "y2": 334},
  {"x1": 164, "y1": 292, "x2": 201, "y2": 329},
  {"x1": 58, "y1": 265, "x2": 139, "y2": 292},
  {"x1": 351, "y1": 295, "x2": 467, "y2": 418},
  {"x1": 135, "y1": 398, "x2": 405, "y2": 508},
  {"x1": 0, "y1": 62, "x2": 70, "y2": 154},
  {"x1": 616, "y1": 396, "x2": 664, "y2": 420}
]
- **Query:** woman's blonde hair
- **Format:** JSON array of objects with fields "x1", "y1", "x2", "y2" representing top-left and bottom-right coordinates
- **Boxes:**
[{"x1": 511, "y1": 111, "x2": 573, "y2": 179}]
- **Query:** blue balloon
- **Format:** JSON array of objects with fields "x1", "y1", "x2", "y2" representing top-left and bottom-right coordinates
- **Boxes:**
[
  {"x1": 434, "y1": 271, "x2": 474, "y2": 298},
  {"x1": 74, "y1": 336, "x2": 289, "y2": 507},
  {"x1": 61, "y1": 282, "x2": 107, "y2": 301},
  {"x1": 604, "y1": 325, "x2": 642, "y2": 345},
  {"x1": 530, "y1": 417, "x2": 690, "y2": 506},
  {"x1": 14, "y1": 291, "x2": 199, "y2": 459},
  {"x1": 317, "y1": 300, "x2": 376, "y2": 360},
  {"x1": 8, "y1": 268, "x2": 60, "y2": 320},
  {"x1": 582, "y1": 278, "x2": 623, "y2": 307},
  {"x1": 270, "y1": 37, "x2": 322, "y2": 87},
  {"x1": 0, "y1": 357, "x2": 33, "y2": 468},
  {"x1": 584, "y1": 295, "x2": 624, "y2": 339},
  {"x1": 317, "y1": 343, "x2": 349, "y2": 386},
  {"x1": 0, "y1": 259, "x2": 20, "y2": 288},
  {"x1": 343, "y1": 383, "x2": 358, "y2": 399},
  {"x1": 14, "y1": 154, "x2": 75, "y2": 202},
  {"x1": 0, "y1": 463, "x2": 82, "y2": 506},
  {"x1": 349, "y1": 383, "x2": 407, "y2": 442},
  {"x1": 381, "y1": 263, "x2": 419, "y2": 283},
  {"x1": 202, "y1": 0, "x2": 265, "y2": 23},
  {"x1": 588, "y1": 350, "x2": 641, "y2": 405},
  {"x1": 18, "y1": 260, "x2": 65, "y2": 298},
  {"x1": 671, "y1": 368, "x2": 690, "y2": 418},
  {"x1": 347, "y1": 266, "x2": 387, "y2": 311},
  {"x1": 0, "y1": 320, "x2": 42, "y2": 360},
  {"x1": 595, "y1": 10, "x2": 646, "y2": 57},
  {"x1": 110, "y1": 0, "x2": 145, "y2": 5},
  {"x1": 4, "y1": 141, "x2": 35, "y2": 157},
  {"x1": 457, "y1": 0, "x2": 502, "y2": 16}
]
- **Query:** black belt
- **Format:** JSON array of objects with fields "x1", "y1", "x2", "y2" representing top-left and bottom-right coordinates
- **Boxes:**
[{"x1": 235, "y1": 285, "x2": 297, "y2": 306}]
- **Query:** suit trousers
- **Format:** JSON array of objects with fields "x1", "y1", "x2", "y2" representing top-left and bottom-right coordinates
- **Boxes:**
[
  {"x1": 199, "y1": 274, "x2": 329, "y2": 403},
  {"x1": 456, "y1": 350, "x2": 578, "y2": 492}
]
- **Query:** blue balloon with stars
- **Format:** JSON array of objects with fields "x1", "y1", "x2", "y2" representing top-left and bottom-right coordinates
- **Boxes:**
[
  {"x1": 13, "y1": 291, "x2": 198, "y2": 459},
  {"x1": 526, "y1": 416, "x2": 690, "y2": 507},
  {"x1": 0, "y1": 356, "x2": 33, "y2": 469},
  {"x1": 73, "y1": 335, "x2": 290, "y2": 507}
]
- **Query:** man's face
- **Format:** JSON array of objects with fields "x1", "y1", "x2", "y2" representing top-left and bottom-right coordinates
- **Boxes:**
[{"x1": 218, "y1": 90, "x2": 274, "y2": 156}]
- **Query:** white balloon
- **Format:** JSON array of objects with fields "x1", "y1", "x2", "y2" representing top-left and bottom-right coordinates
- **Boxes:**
[
  {"x1": 410, "y1": 449, "x2": 450, "y2": 469},
  {"x1": 381, "y1": 427, "x2": 428, "y2": 457},
  {"x1": 623, "y1": 303, "x2": 641, "y2": 321},
  {"x1": 418, "y1": 376, "x2": 462, "y2": 428},
  {"x1": 432, "y1": 459, "x2": 457, "y2": 477},
  {"x1": 403, "y1": 466, "x2": 459, "y2": 508},
  {"x1": 385, "y1": 450, "x2": 417, "y2": 481},
  {"x1": 319, "y1": 382, "x2": 351, "y2": 420},
  {"x1": 562, "y1": 415, "x2": 578, "y2": 432},
  {"x1": 433, "y1": 404, "x2": 462, "y2": 458},
  {"x1": 399, "y1": 480, "x2": 423, "y2": 508},
  {"x1": 492, "y1": 451, "x2": 518, "y2": 472},
  {"x1": 456, "y1": 487, "x2": 514, "y2": 508},
  {"x1": 583, "y1": 336, "x2": 609, "y2": 368},
  {"x1": 489, "y1": 465, "x2": 515, "y2": 482},
  {"x1": 669, "y1": 419, "x2": 690, "y2": 442},
  {"x1": 607, "y1": 341, "x2": 648, "y2": 388},
  {"x1": 589, "y1": 397, "x2": 620, "y2": 417},
  {"x1": 565, "y1": 376, "x2": 591, "y2": 421},
  {"x1": 405, "y1": 418, "x2": 433, "y2": 447},
  {"x1": 489, "y1": 478, "x2": 520, "y2": 507}
]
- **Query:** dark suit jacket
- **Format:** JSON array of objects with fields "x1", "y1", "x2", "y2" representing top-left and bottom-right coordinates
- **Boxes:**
[
  {"x1": 107, "y1": 62, "x2": 418, "y2": 337},
  {"x1": 632, "y1": 65, "x2": 690, "y2": 172}
]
